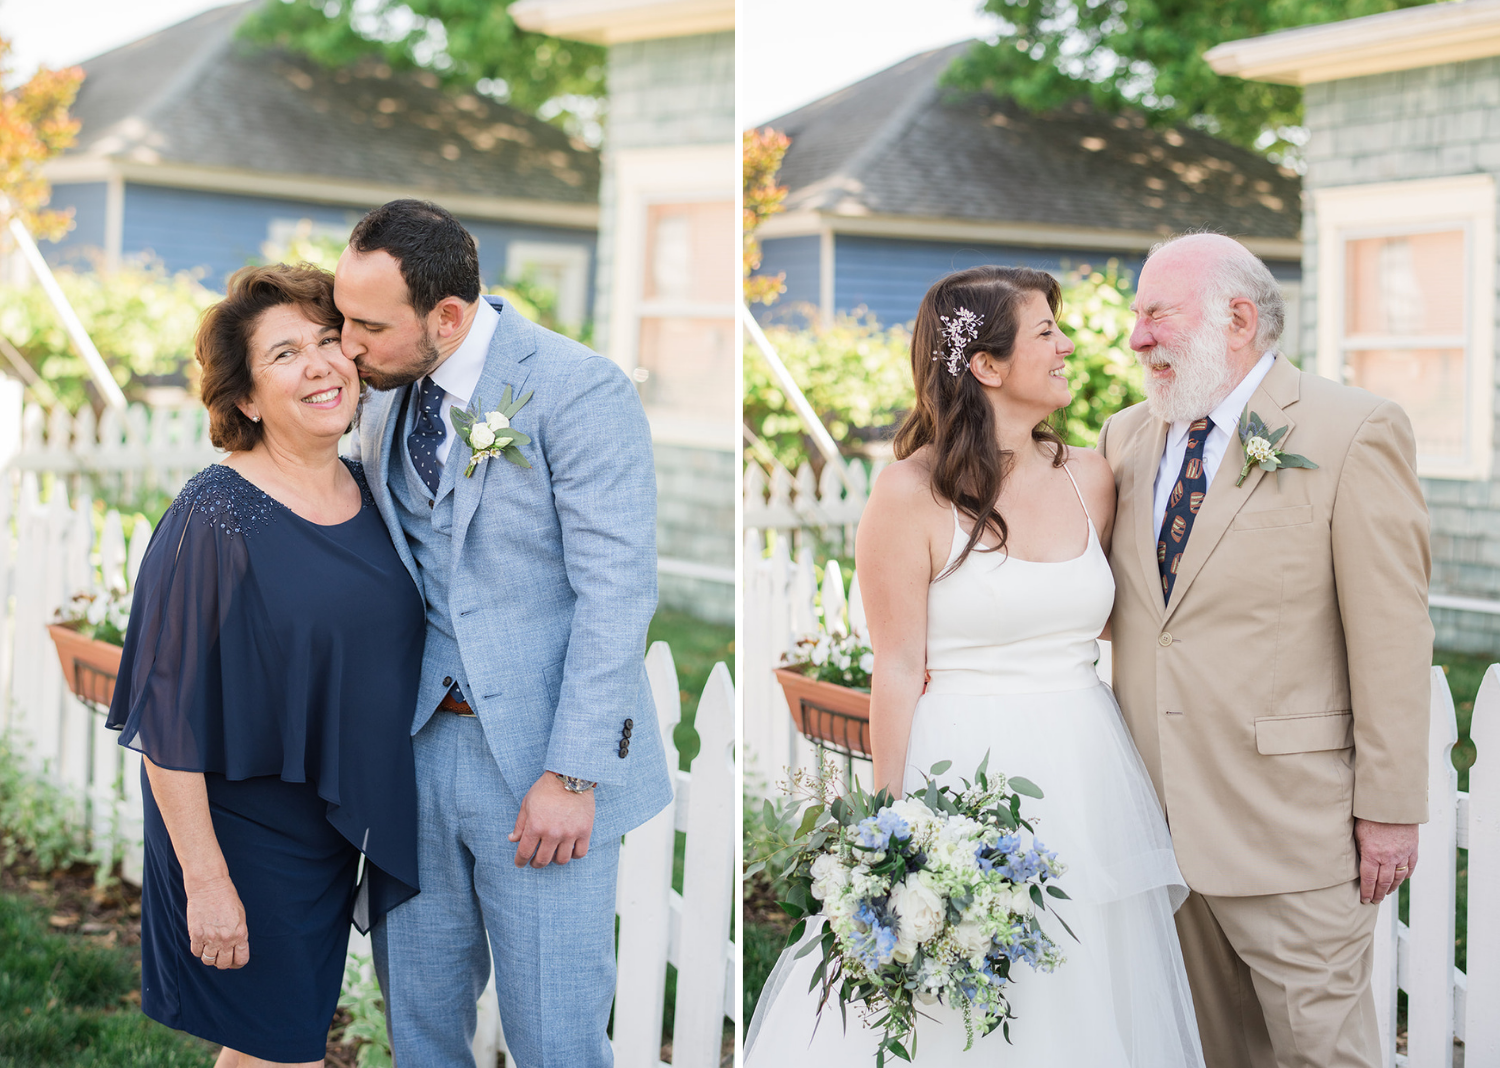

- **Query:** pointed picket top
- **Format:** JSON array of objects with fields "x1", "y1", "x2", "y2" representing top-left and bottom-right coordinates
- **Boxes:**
[
  {"x1": 126, "y1": 515, "x2": 151, "y2": 589},
  {"x1": 72, "y1": 405, "x2": 97, "y2": 453},
  {"x1": 96, "y1": 405, "x2": 125, "y2": 450},
  {"x1": 47, "y1": 404, "x2": 72, "y2": 452},
  {"x1": 644, "y1": 640, "x2": 683, "y2": 738},
  {"x1": 794, "y1": 460, "x2": 818, "y2": 504},
  {"x1": 791, "y1": 544, "x2": 818, "y2": 639},
  {"x1": 21, "y1": 403, "x2": 45, "y2": 452},
  {"x1": 848, "y1": 570, "x2": 867, "y2": 639},
  {"x1": 822, "y1": 559, "x2": 848, "y2": 637},
  {"x1": 125, "y1": 403, "x2": 149, "y2": 446},
  {"x1": 818, "y1": 458, "x2": 844, "y2": 505},
  {"x1": 743, "y1": 461, "x2": 766, "y2": 507},
  {"x1": 768, "y1": 463, "x2": 793, "y2": 508}
]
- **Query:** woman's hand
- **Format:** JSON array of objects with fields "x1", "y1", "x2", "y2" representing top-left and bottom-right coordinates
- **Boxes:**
[{"x1": 185, "y1": 875, "x2": 250, "y2": 969}]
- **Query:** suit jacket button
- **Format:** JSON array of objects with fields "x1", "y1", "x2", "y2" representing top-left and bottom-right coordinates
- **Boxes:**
[
  {"x1": 443, "y1": 676, "x2": 453, "y2": 686},
  {"x1": 427, "y1": 499, "x2": 434, "y2": 509},
  {"x1": 1158, "y1": 632, "x2": 1173, "y2": 648}
]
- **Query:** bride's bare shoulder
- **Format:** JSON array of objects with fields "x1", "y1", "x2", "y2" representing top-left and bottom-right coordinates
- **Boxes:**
[{"x1": 869, "y1": 449, "x2": 942, "y2": 509}]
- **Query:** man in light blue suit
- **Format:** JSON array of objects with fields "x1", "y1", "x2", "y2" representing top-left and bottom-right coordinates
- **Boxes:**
[{"x1": 335, "y1": 199, "x2": 673, "y2": 1067}]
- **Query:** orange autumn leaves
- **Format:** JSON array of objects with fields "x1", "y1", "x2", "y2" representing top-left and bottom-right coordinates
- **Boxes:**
[{"x1": 0, "y1": 37, "x2": 83, "y2": 241}]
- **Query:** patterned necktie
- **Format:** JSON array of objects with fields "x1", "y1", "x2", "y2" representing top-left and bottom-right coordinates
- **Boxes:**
[
  {"x1": 406, "y1": 376, "x2": 446, "y2": 496},
  {"x1": 1158, "y1": 417, "x2": 1211, "y2": 603}
]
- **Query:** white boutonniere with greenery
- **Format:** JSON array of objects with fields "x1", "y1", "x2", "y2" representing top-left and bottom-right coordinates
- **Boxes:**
[
  {"x1": 1236, "y1": 410, "x2": 1317, "y2": 487},
  {"x1": 451, "y1": 385, "x2": 533, "y2": 475}
]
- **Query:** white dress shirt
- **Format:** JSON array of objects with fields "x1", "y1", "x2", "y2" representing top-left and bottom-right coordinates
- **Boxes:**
[
  {"x1": 418, "y1": 296, "x2": 500, "y2": 466},
  {"x1": 1152, "y1": 350, "x2": 1277, "y2": 537}
]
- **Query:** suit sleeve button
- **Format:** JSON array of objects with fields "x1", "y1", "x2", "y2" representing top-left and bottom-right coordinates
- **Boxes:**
[{"x1": 624, "y1": 719, "x2": 633, "y2": 729}]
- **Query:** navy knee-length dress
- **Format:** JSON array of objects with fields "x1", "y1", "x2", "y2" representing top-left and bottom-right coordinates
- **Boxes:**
[{"x1": 106, "y1": 459, "x2": 423, "y2": 1062}]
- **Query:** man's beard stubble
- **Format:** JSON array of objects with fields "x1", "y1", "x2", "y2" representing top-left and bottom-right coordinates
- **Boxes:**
[
  {"x1": 355, "y1": 329, "x2": 443, "y2": 392},
  {"x1": 1139, "y1": 317, "x2": 1235, "y2": 425}
]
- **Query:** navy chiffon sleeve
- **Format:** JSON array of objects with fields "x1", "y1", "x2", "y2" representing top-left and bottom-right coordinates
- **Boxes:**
[{"x1": 106, "y1": 473, "x2": 280, "y2": 775}]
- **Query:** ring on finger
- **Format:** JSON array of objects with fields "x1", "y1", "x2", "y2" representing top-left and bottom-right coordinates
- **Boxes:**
[
  {"x1": 1395, "y1": 865, "x2": 1409, "y2": 872},
  {"x1": 201, "y1": 953, "x2": 217, "y2": 964}
]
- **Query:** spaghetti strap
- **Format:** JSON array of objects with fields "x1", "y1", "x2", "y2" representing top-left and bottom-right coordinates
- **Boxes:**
[{"x1": 1061, "y1": 463, "x2": 1096, "y2": 534}]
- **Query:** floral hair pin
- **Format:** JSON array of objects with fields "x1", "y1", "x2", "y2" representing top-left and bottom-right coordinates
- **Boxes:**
[{"x1": 932, "y1": 307, "x2": 982, "y2": 376}]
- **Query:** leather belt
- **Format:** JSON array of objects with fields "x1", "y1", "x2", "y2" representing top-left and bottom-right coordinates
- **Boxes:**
[{"x1": 438, "y1": 690, "x2": 475, "y2": 716}]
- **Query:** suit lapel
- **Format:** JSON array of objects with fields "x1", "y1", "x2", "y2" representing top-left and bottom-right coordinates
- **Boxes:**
[
  {"x1": 1131, "y1": 415, "x2": 1169, "y2": 615},
  {"x1": 364, "y1": 387, "x2": 422, "y2": 588},
  {"x1": 451, "y1": 300, "x2": 538, "y2": 555},
  {"x1": 1163, "y1": 355, "x2": 1302, "y2": 622}
]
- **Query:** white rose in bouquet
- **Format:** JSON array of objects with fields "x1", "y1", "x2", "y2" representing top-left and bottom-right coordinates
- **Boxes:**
[
  {"x1": 889, "y1": 872, "x2": 946, "y2": 944},
  {"x1": 892, "y1": 923, "x2": 920, "y2": 964},
  {"x1": 469, "y1": 423, "x2": 496, "y2": 449},
  {"x1": 890, "y1": 798, "x2": 937, "y2": 836},
  {"x1": 954, "y1": 917, "x2": 992, "y2": 958},
  {"x1": 809, "y1": 853, "x2": 850, "y2": 901},
  {"x1": 1007, "y1": 885, "x2": 1035, "y2": 917}
]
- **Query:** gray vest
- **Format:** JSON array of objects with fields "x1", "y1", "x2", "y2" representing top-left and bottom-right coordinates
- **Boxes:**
[{"x1": 389, "y1": 383, "x2": 470, "y2": 714}]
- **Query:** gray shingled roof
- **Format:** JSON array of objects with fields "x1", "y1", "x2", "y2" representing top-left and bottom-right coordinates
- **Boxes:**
[
  {"x1": 66, "y1": 2, "x2": 597, "y2": 204},
  {"x1": 764, "y1": 43, "x2": 1300, "y2": 240}
]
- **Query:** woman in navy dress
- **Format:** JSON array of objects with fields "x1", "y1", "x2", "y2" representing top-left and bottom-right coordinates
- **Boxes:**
[{"x1": 107, "y1": 264, "x2": 423, "y2": 1066}]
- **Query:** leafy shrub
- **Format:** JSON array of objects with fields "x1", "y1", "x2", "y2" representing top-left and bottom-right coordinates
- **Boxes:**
[{"x1": 0, "y1": 736, "x2": 91, "y2": 874}]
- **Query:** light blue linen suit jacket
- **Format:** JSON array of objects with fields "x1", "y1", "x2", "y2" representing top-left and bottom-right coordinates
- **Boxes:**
[{"x1": 349, "y1": 297, "x2": 673, "y2": 840}]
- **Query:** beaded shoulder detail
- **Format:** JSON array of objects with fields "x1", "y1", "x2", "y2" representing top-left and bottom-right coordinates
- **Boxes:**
[
  {"x1": 340, "y1": 456, "x2": 376, "y2": 509},
  {"x1": 171, "y1": 465, "x2": 278, "y2": 539}
]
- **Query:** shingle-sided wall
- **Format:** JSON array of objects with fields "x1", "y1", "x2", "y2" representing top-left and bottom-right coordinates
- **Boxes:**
[
  {"x1": 41, "y1": 182, "x2": 108, "y2": 268},
  {"x1": 596, "y1": 31, "x2": 735, "y2": 624},
  {"x1": 1302, "y1": 57, "x2": 1500, "y2": 652}
]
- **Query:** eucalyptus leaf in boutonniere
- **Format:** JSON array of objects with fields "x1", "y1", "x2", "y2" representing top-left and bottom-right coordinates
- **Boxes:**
[
  {"x1": 1237, "y1": 410, "x2": 1317, "y2": 487},
  {"x1": 450, "y1": 385, "x2": 533, "y2": 476}
]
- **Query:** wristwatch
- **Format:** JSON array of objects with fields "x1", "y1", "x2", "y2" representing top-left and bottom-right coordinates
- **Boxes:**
[{"x1": 553, "y1": 772, "x2": 599, "y2": 794}]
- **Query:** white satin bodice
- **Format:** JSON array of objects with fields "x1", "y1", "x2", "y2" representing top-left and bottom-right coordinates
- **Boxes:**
[{"x1": 924, "y1": 466, "x2": 1114, "y2": 696}]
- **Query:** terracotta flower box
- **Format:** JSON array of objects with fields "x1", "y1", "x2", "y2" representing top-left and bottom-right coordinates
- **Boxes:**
[
  {"x1": 774, "y1": 666, "x2": 872, "y2": 757},
  {"x1": 47, "y1": 624, "x2": 124, "y2": 707}
]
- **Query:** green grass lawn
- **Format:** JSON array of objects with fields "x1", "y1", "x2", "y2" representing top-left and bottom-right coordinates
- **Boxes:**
[{"x1": 0, "y1": 894, "x2": 213, "y2": 1067}]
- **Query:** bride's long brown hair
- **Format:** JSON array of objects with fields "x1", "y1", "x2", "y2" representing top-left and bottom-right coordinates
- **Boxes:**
[{"x1": 894, "y1": 265, "x2": 1068, "y2": 577}]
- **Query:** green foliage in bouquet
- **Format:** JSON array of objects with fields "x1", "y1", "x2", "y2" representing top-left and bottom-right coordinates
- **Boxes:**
[{"x1": 747, "y1": 756, "x2": 1072, "y2": 1066}]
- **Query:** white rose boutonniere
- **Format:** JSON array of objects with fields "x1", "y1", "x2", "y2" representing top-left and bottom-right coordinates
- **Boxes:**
[{"x1": 451, "y1": 385, "x2": 533, "y2": 476}]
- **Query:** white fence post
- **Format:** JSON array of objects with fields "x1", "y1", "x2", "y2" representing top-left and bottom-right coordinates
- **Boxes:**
[
  {"x1": 1407, "y1": 668, "x2": 1459, "y2": 1067},
  {"x1": 1466, "y1": 666, "x2": 1500, "y2": 1063}
]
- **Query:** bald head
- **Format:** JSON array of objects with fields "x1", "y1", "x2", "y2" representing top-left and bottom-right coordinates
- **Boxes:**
[{"x1": 1129, "y1": 232, "x2": 1285, "y2": 423}]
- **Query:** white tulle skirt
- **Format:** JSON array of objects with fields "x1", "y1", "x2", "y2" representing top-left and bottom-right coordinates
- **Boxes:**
[{"x1": 745, "y1": 682, "x2": 1205, "y2": 1067}]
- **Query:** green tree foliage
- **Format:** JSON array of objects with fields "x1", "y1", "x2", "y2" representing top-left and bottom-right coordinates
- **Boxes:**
[
  {"x1": 0, "y1": 36, "x2": 83, "y2": 240},
  {"x1": 1054, "y1": 261, "x2": 1145, "y2": 447},
  {"x1": 743, "y1": 127, "x2": 790, "y2": 306},
  {"x1": 743, "y1": 313, "x2": 914, "y2": 472},
  {"x1": 0, "y1": 262, "x2": 219, "y2": 411},
  {"x1": 743, "y1": 266, "x2": 1145, "y2": 473},
  {"x1": 239, "y1": 0, "x2": 605, "y2": 137},
  {"x1": 949, "y1": 0, "x2": 1436, "y2": 158}
]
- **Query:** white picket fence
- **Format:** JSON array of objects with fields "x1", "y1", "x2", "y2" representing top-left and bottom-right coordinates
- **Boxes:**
[
  {"x1": 744, "y1": 459, "x2": 1492, "y2": 1067},
  {"x1": 0, "y1": 382, "x2": 734, "y2": 1066}
]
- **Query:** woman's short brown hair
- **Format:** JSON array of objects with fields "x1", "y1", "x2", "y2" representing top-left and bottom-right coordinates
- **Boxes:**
[{"x1": 197, "y1": 264, "x2": 343, "y2": 452}]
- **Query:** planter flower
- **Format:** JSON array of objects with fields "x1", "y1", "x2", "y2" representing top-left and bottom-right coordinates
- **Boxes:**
[
  {"x1": 48, "y1": 589, "x2": 131, "y2": 707},
  {"x1": 777, "y1": 630, "x2": 875, "y2": 756}
]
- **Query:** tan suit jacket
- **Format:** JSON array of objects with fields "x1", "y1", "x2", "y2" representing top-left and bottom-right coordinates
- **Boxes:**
[{"x1": 1098, "y1": 354, "x2": 1432, "y2": 896}]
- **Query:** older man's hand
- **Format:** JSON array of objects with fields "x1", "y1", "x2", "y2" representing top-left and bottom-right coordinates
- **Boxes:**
[{"x1": 1354, "y1": 819, "x2": 1419, "y2": 905}]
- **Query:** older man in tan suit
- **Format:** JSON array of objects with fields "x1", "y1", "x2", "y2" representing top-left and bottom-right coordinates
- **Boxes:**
[{"x1": 1097, "y1": 233, "x2": 1432, "y2": 1068}]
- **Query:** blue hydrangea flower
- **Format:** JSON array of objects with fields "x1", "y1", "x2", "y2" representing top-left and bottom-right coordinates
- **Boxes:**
[
  {"x1": 848, "y1": 902, "x2": 898, "y2": 968},
  {"x1": 855, "y1": 816, "x2": 890, "y2": 851},
  {"x1": 875, "y1": 808, "x2": 911, "y2": 841}
]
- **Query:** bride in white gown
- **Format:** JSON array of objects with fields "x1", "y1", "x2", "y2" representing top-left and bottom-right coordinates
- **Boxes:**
[{"x1": 746, "y1": 266, "x2": 1205, "y2": 1067}]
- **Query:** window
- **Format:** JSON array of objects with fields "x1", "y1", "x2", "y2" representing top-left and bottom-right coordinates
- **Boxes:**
[
  {"x1": 504, "y1": 241, "x2": 590, "y2": 331},
  {"x1": 1314, "y1": 175, "x2": 1496, "y2": 479},
  {"x1": 606, "y1": 144, "x2": 737, "y2": 448}
]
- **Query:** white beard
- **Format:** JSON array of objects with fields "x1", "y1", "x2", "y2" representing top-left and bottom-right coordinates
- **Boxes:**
[{"x1": 1139, "y1": 318, "x2": 1235, "y2": 424}]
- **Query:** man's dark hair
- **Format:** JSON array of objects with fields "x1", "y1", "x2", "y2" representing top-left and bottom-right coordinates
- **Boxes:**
[{"x1": 348, "y1": 199, "x2": 481, "y2": 317}]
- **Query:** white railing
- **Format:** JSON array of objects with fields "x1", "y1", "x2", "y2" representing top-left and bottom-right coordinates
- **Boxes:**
[
  {"x1": 745, "y1": 515, "x2": 1489, "y2": 1067},
  {"x1": 0, "y1": 384, "x2": 734, "y2": 1066}
]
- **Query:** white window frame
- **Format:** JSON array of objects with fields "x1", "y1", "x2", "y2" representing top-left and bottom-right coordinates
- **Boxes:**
[
  {"x1": 504, "y1": 240, "x2": 590, "y2": 331},
  {"x1": 608, "y1": 143, "x2": 737, "y2": 451},
  {"x1": 1313, "y1": 174, "x2": 1496, "y2": 481}
]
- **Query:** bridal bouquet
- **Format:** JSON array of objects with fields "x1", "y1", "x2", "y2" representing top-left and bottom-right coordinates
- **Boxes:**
[{"x1": 758, "y1": 757, "x2": 1070, "y2": 1066}]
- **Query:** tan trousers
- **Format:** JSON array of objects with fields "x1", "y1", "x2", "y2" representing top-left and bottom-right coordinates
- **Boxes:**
[{"x1": 1175, "y1": 879, "x2": 1382, "y2": 1068}]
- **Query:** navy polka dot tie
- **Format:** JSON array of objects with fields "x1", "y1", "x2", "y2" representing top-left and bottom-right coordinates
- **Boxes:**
[
  {"x1": 407, "y1": 377, "x2": 445, "y2": 496},
  {"x1": 1158, "y1": 418, "x2": 1210, "y2": 604}
]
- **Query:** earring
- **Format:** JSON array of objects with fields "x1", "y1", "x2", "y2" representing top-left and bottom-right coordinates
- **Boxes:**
[{"x1": 250, "y1": 415, "x2": 260, "y2": 423}]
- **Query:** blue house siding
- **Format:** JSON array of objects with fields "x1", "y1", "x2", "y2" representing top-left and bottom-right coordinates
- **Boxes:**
[
  {"x1": 43, "y1": 183, "x2": 596, "y2": 311},
  {"x1": 753, "y1": 234, "x2": 821, "y2": 323},
  {"x1": 752, "y1": 233, "x2": 1302, "y2": 329},
  {"x1": 833, "y1": 236, "x2": 1144, "y2": 327},
  {"x1": 43, "y1": 182, "x2": 108, "y2": 268}
]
